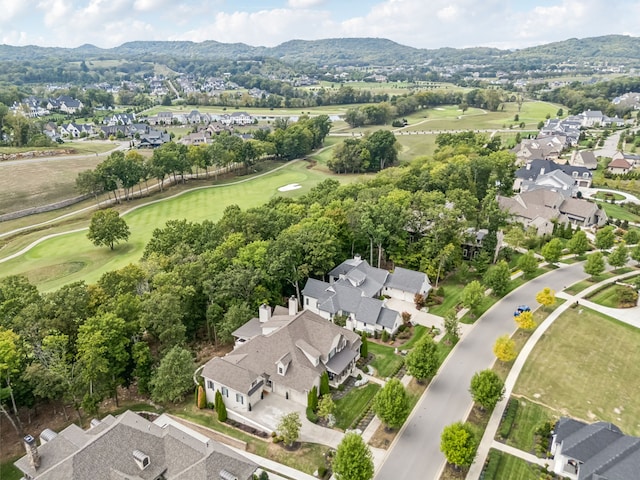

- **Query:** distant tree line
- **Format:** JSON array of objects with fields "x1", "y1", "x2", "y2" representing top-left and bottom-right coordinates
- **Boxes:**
[{"x1": 77, "y1": 115, "x2": 332, "y2": 202}]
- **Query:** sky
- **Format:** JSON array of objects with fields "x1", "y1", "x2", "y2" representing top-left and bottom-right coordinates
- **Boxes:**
[{"x1": 1, "y1": 0, "x2": 639, "y2": 50}]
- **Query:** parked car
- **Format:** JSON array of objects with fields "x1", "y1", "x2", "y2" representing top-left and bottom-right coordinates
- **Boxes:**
[{"x1": 514, "y1": 305, "x2": 531, "y2": 316}]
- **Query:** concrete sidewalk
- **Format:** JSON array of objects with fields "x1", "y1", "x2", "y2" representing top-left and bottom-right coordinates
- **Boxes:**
[
  {"x1": 491, "y1": 441, "x2": 551, "y2": 468},
  {"x1": 467, "y1": 268, "x2": 640, "y2": 480}
]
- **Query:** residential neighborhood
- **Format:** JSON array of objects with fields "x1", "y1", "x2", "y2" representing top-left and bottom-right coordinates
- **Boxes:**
[{"x1": 3, "y1": 26, "x2": 640, "y2": 480}]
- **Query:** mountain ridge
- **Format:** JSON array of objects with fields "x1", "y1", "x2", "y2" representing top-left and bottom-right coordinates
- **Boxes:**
[{"x1": 0, "y1": 34, "x2": 638, "y2": 67}]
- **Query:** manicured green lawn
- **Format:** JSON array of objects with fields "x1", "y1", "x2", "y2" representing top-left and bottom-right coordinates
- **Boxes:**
[
  {"x1": 398, "y1": 325, "x2": 428, "y2": 349},
  {"x1": 396, "y1": 133, "x2": 438, "y2": 161},
  {"x1": 428, "y1": 283, "x2": 465, "y2": 316},
  {"x1": 597, "y1": 201, "x2": 640, "y2": 223},
  {"x1": 485, "y1": 450, "x2": 546, "y2": 480},
  {"x1": 587, "y1": 283, "x2": 624, "y2": 307},
  {"x1": 593, "y1": 191, "x2": 626, "y2": 201},
  {"x1": 368, "y1": 342, "x2": 404, "y2": 378},
  {"x1": 0, "y1": 160, "x2": 343, "y2": 291},
  {"x1": 333, "y1": 383, "x2": 380, "y2": 430},
  {"x1": 501, "y1": 397, "x2": 557, "y2": 453},
  {"x1": 514, "y1": 307, "x2": 640, "y2": 436},
  {"x1": 0, "y1": 458, "x2": 22, "y2": 480}
]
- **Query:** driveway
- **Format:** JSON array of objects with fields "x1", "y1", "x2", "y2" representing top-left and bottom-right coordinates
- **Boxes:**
[
  {"x1": 230, "y1": 392, "x2": 344, "y2": 448},
  {"x1": 374, "y1": 262, "x2": 590, "y2": 480}
]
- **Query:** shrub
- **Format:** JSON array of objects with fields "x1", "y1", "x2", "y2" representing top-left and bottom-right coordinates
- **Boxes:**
[
  {"x1": 401, "y1": 311, "x2": 412, "y2": 324},
  {"x1": 498, "y1": 398, "x2": 519, "y2": 439},
  {"x1": 317, "y1": 466, "x2": 327, "y2": 478},
  {"x1": 414, "y1": 293, "x2": 426, "y2": 309},
  {"x1": 381, "y1": 330, "x2": 390, "y2": 342},
  {"x1": 482, "y1": 449, "x2": 503, "y2": 479},
  {"x1": 197, "y1": 385, "x2": 206, "y2": 409},
  {"x1": 306, "y1": 407, "x2": 319, "y2": 424}
]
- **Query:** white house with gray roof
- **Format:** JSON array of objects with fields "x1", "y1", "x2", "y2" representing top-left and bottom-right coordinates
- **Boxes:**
[
  {"x1": 15, "y1": 410, "x2": 257, "y2": 480},
  {"x1": 302, "y1": 255, "x2": 430, "y2": 335},
  {"x1": 551, "y1": 417, "x2": 640, "y2": 480},
  {"x1": 201, "y1": 307, "x2": 361, "y2": 411}
]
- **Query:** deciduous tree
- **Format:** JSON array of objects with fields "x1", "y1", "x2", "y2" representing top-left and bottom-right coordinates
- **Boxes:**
[
  {"x1": 333, "y1": 432, "x2": 374, "y2": 480},
  {"x1": 373, "y1": 378, "x2": 409, "y2": 430},
  {"x1": 493, "y1": 335, "x2": 517, "y2": 362},
  {"x1": 568, "y1": 229, "x2": 589, "y2": 256},
  {"x1": 514, "y1": 310, "x2": 536, "y2": 330},
  {"x1": 608, "y1": 242, "x2": 629, "y2": 269},
  {"x1": 151, "y1": 345, "x2": 194, "y2": 404},
  {"x1": 584, "y1": 251, "x2": 605, "y2": 278},
  {"x1": 405, "y1": 336, "x2": 439, "y2": 383},
  {"x1": 541, "y1": 237, "x2": 563, "y2": 265},
  {"x1": 469, "y1": 369, "x2": 505, "y2": 411},
  {"x1": 483, "y1": 260, "x2": 511, "y2": 296},
  {"x1": 536, "y1": 287, "x2": 556, "y2": 311},
  {"x1": 517, "y1": 250, "x2": 538, "y2": 278},
  {"x1": 440, "y1": 422, "x2": 478, "y2": 469},
  {"x1": 277, "y1": 412, "x2": 302, "y2": 447},
  {"x1": 461, "y1": 280, "x2": 485, "y2": 315},
  {"x1": 87, "y1": 209, "x2": 130, "y2": 250},
  {"x1": 595, "y1": 226, "x2": 615, "y2": 251}
]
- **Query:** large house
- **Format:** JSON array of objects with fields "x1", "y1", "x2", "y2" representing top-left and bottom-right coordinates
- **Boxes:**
[
  {"x1": 551, "y1": 417, "x2": 640, "y2": 480},
  {"x1": 514, "y1": 159, "x2": 593, "y2": 191},
  {"x1": 201, "y1": 305, "x2": 361, "y2": 411},
  {"x1": 607, "y1": 157, "x2": 634, "y2": 175},
  {"x1": 569, "y1": 150, "x2": 598, "y2": 170},
  {"x1": 611, "y1": 151, "x2": 640, "y2": 168},
  {"x1": 14, "y1": 410, "x2": 257, "y2": 480},
  {"x1": 498, "y1": 189, "x2": 607, "y2": 235},
  {"x1": 47, "y1": 95, "x2": 84, "y2": 114},
  {"x1": 302, "y1": 255, "x2": 431, "y2": 335}
]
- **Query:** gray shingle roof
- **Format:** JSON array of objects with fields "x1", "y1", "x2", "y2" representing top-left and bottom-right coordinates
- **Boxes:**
[
  {"x1": 516, "y1": 159, "x2": 591, "y2": 181},
  {"x1": 385, "y1": 266, "x2": 429, "y2": 293},
  {"x1": 15, "y1": 410, "x2": 256, "y2": 480},
  {"x1": 555, "y1": 417, "x2": 640, "y2": 480},
  {"x1": 202, "y1": 310, "x2": 360, "y2": 395}
]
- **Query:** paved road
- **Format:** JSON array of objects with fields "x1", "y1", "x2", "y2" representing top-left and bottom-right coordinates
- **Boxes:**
[{"x1": 375, "y1": 262, "x2": 589, "y2": 480}]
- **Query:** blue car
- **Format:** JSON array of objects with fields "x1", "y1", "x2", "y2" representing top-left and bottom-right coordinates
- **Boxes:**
[{"x1": 514, "y1": 305, "x2": 531, "y2": 316}]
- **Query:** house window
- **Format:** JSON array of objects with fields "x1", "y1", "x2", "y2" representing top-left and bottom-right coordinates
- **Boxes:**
[
  {"x1": 207, "y1": 380, "x2": 214, "y2": 390},
  {"x1": 305, "y1": 298, "x2": 309, "y2": 305},
  {"x1": 278, "y1": 367, "x2": 283, "y2": 374},
  {"x1": 236, "y1": 393, "x2": 244, "y2": 404},
  {"x1": 572, "y1": 171, "x2": 578, "y2": 177},
  {"x1": 221, "y1": 387, "x2": 228, "y2": 397},
  {"x1": 583, "y1": 172, "x2": 589, "y2": 178}
]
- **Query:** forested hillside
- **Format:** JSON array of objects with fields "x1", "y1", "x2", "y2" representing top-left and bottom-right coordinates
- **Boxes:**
[{"x1": 1, "y1": 35, "x2": 639, "y2": 68}]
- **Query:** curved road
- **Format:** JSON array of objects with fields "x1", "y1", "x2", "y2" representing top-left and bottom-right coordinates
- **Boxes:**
[{"x1": 375, "y1": 262, "x2": 590, "y2": 480}]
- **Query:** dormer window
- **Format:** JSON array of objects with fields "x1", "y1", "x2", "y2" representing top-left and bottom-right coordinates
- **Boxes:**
[{"x1": 133, "y1": 450, "x2": 150, "y2": 470}]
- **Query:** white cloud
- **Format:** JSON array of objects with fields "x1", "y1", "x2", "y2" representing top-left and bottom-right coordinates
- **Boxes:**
[
  {"x1": 288, "y1": 0, "x2": 325, "y2": 8},
  {"x1": 0, "y1": 0, "x2": 30, "y2": 24},
  {"x1": 176, "y1": 7, "x2": 335, "y2": 46},
  {"x1": 6, "y1": 0, "x2": 640, "y2": 50},
  {"x1": 436, "y1": 5, "x2": 459, "y2": 21}
]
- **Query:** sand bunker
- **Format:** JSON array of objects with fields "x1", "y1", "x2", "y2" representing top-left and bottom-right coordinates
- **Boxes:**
[{"x1": 278, "y1": 183, "x2": 302, "y2": 192}]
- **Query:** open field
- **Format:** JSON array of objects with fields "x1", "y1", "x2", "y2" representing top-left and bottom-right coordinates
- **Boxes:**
[
  {"x1": 400, "y1": 101, "x2": 563, "y2": 132},
  {"x1": 0, "y1": 160, "x2": 352, "y2": 291},
  {"x1": 143, "y1": 104, "x2": 356, "y2": 117},
  {"x1": 0, "y1": 141, "x2": 122, "y2": 214},
  {"x1": 513, "y1": 307, "x2": 640, "y2": 436}
]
